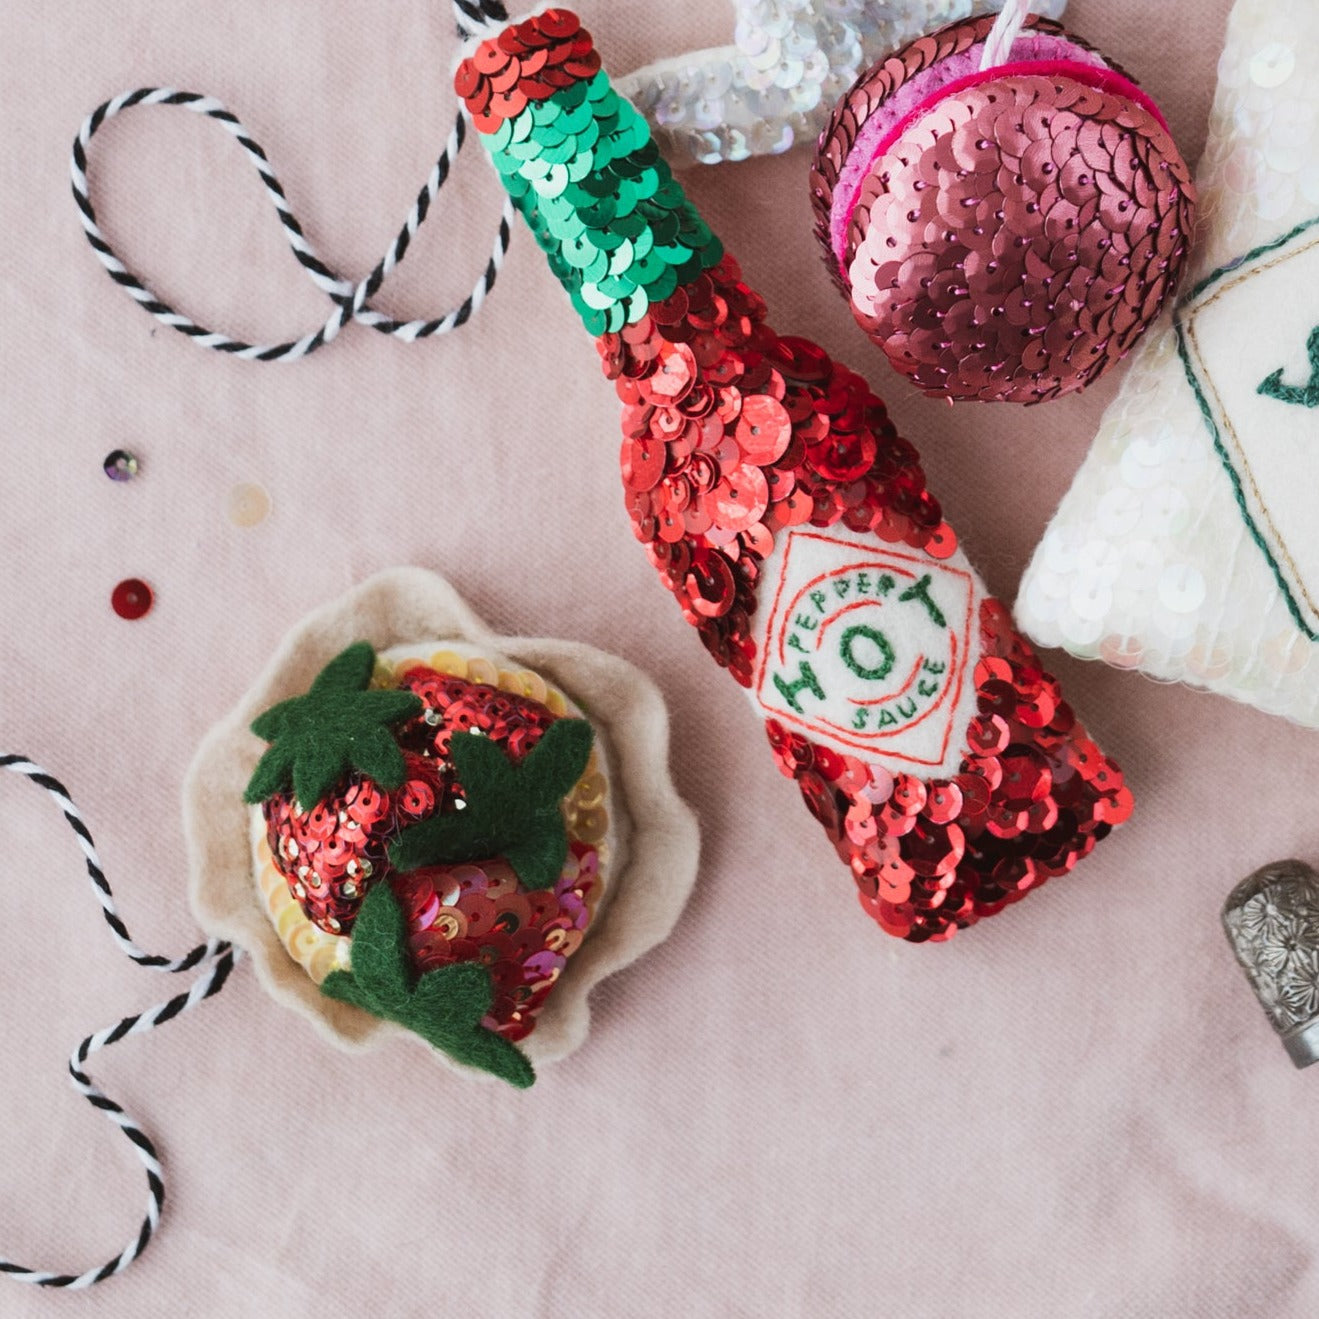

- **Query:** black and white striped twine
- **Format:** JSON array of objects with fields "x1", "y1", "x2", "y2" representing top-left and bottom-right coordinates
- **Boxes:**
[
  {"x1": 0, "y1": 756, "x2": 239, "y2": 1289},
  {"x1": 6, "y1": 0, "x2": 513, "y2": 1286},
  {"x1": 70, "y1": 0, "x2": 513, "y2": 361}
]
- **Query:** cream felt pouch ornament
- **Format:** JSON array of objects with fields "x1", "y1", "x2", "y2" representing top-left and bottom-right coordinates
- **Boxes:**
[
  {"x1": 1016, "y1": 0, "x2": 1319, "y2": 724},
  {"x1": 0, "y1": 569, "x2": 697, "y2": 1289},
  {"x1": 456, "y1": 9, "x2": 1132, "y2": 944}
]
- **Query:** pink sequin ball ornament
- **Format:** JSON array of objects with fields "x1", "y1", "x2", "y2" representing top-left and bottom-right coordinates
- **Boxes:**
[{"x1": 810, "y1": 13, "x2": 1197, "y2": 403}]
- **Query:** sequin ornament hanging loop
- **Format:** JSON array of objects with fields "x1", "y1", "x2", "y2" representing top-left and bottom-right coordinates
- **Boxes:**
[
  {"x1": 456, "y1": 9, "x2": 1132, "y2": 942},
  {"x1": 809, "y1": 2, "x2": 1196, "y2": 402}
]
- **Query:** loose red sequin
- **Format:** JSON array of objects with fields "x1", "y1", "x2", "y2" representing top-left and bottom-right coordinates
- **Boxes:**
[{"x1": 111, "y1": 578, "x2": 153, "y2": 620}]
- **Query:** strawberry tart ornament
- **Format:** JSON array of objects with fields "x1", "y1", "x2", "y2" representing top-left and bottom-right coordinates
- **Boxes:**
[
  {"x1": 187, "y1": 567, "x2": 699, "y2": 1085},
  {"x1": 456, "y1": 8, "x2": 1132, "y2": 942},
  {"x1": 810, "y1": 0, "x2": 1196, "y2": 402},
  {"x1": 244, "y1": 640, "x2": 599, "y2": 1086}
]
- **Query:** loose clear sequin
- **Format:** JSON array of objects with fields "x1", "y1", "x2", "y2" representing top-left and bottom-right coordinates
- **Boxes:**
[{"x1": 226, "y1": 482, "x2": 271, "y2": 528}]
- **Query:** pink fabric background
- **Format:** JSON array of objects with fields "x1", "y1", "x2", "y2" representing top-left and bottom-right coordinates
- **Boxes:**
[{"x1": 3, "y1": 1, "x2": 1314, "y2": 1314}]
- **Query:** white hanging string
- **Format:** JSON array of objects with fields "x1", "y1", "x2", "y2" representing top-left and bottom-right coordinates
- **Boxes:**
[{"x1": 980, "y1": 0, "x2": 1034, "y2": 70}]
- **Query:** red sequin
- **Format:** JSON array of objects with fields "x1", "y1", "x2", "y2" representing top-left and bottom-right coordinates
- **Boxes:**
[
  {"x1": 602, "y1": 255, "x2": 957, "y2": 690},
  {"x1": 111, "y1": 578, "x2": 153, "y2": 620},
  {"x1": 808, "y1": 14, "x2": 1196, "y2": 402}
]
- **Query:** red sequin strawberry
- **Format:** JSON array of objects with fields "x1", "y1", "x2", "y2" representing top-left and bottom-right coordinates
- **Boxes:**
[{"x1": 245, "y1": 642, "x2": 596, "y2": 1086}]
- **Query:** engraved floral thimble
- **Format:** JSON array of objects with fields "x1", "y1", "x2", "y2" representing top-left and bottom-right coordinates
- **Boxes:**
[{"x1": 1222, "y1": 860, "x2": 1319, "y2": 1068}]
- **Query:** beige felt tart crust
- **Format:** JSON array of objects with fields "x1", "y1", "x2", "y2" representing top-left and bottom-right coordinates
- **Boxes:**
[{"x1": 183, "y1": 566, "x2": 700, "y2": 1076}]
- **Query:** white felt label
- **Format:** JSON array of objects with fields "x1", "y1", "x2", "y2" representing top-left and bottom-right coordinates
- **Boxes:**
[
  {"x1": 750, "y1": 526, "x2": 981, "y2": 776},
  {"x1": 1178, "y1": 218, "x2": 1319, "y2": 638}
]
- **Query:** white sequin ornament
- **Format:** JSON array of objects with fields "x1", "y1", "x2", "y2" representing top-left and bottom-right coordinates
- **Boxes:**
[{"x1": 1017, "y1": 0, "x2": 1319, "y2": 726}]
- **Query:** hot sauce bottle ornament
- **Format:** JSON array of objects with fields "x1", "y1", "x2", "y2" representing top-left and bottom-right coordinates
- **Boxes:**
[{"x1": 456, "y1": 10, "x2": 1132, "y2": 942}]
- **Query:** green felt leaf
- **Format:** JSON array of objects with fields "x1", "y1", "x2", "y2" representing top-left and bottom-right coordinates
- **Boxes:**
[
  {"x1": 312, "y1": 641, "x2": 377, "y2": 694},
  {"x1": 320, "y1": 969, "x2": 374, "y2": 1013},
  {"x1": 428, "y1": 1021, "x2": 536, "y2": 1090},
  {"x1": 503, "y1": 831, "x2": 570, "y2": 893},
  {"x1": 243, "y1": 642, "x2": 423, "y2": 808},
  {"x1": 389, "y1": 718, "x2": 594, "y2": 892},
  {"x1": 520, "y1": 718, "x2": 595, "y2": 803},
  {"x1": 407, "y1": 966, "x2": 534, "y2": 1088},
  {"x1": 317, "y1": 890, "x2": 535, "y2": 1088},
  {"x1": 448, "y1": 729, "x2": 514, "y2": 787},
  {"x1": 343, "y1": 884, "x2": 412, "y2": 1014},
  {"x1": 410, "y1": 961, "x2": 494, "y2": 1025},
  {"x1": 245, "y1": 742, "x2": 294, "y2": 806},
  {"x1": 250, "y1": 702, "x2": 292, "y2": 742}
]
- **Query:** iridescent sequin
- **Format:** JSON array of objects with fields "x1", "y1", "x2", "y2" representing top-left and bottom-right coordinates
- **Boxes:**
[
  {"x1": 103, "y1": 449, "x2": 139, "y2": 481},
  {"x1": 457, "y1": 12, "x2": 723, "y2": 336},
  {"x1": 809, "y1": 15, "x2": 1196, "y2": 402},
  {"x1": 460, "y1": 11, "x2": 1128, "y2": 940}
]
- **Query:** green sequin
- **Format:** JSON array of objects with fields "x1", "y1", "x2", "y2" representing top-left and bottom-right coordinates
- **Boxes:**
[{"x1": 477, "y1": 70, "x2": 724, "y2": 334}]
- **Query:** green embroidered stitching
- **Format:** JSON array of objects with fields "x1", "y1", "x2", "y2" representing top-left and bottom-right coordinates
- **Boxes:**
[
  {"x1": 1174, "y1": 320, "x2": 1319, "y2": 643},
  {"x1": 839, "y1": 625, "x2": 895, "y2": 682},
  {"x1": 1257, "y1": 325, "x2": 1319, "y2": 407},
  {"x1": 772, "y1": 660, "x2": 825, "y2": 714},
  {"x1": 1185, "y1": 213, "x2": 1319, "y2": 302},
  {"x1": 1174, "y1": 212, "x2": 1319, "y2": 643},
  {"x1": 896, "y1": 575, "x2": 947, "y2": 628}
]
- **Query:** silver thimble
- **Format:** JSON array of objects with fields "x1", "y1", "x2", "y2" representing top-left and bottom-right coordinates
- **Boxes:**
[{"x1": 1223, "y1": 859, "x2": 1319, "y2": 1068}]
